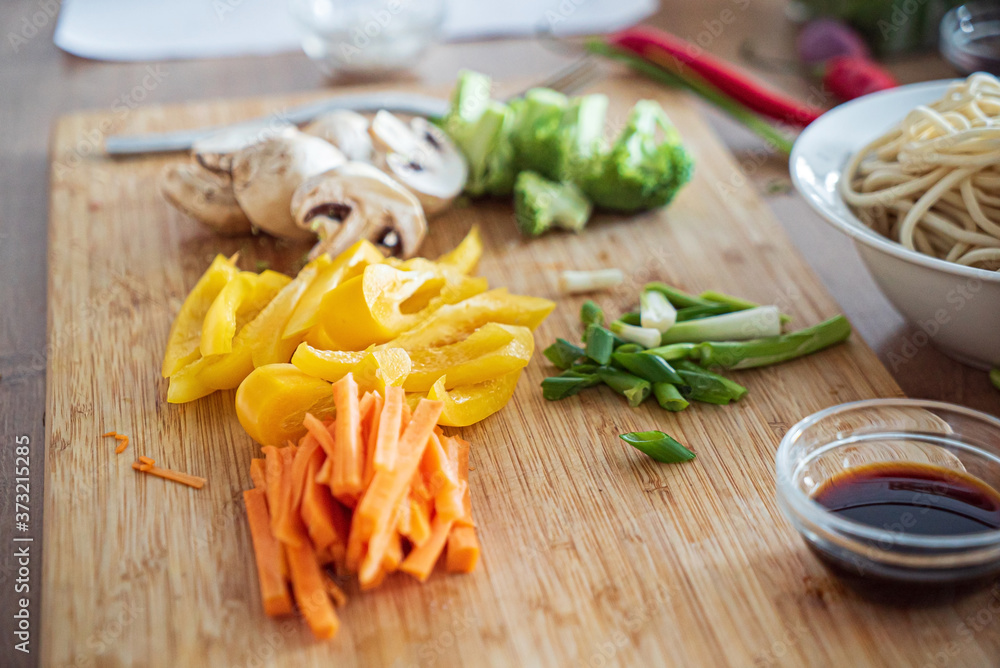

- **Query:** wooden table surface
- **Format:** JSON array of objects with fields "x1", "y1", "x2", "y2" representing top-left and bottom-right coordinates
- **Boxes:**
[{"x1": 1, "y1": 1, "x2": 997, "y2": 666}]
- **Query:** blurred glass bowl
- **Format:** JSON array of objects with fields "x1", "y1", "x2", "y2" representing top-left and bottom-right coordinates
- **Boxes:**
[
  {"x1": 289, "y1": 0, "x2": 446, "y2": 77},
  {"x1": 941, "y1": 2, "x2": 1000, "y2": 75}
]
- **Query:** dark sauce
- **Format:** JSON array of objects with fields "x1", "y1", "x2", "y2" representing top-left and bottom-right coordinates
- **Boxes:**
[
  {"x1": 808, "y1": 462, "x2": 1000, "y2": 604},
  {"x1": 813, "y1": 462, "x2": 1000, "y2": 536}
]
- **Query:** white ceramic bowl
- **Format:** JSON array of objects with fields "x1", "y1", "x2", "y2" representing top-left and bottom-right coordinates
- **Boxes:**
[{"x1": 791, "y1": 80, "x2": 1000, "y2": 369}]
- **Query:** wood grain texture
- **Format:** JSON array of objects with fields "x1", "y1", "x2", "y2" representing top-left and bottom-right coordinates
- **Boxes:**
[{"x1": 43, "y1": 75, "x2": 1000, "y2": 668}]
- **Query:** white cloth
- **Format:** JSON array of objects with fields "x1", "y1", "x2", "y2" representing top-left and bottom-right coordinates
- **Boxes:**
[{"x1": 54, "y1": 0, "x2": 657, "y2": 62}]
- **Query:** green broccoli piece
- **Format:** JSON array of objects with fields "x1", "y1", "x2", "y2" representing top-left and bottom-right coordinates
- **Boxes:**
[
  {"x1": 514, "y1": 171, "x2": 593, "y2": 237},
  {"x1": 579, "y1": 100, "x2": 693, "y2": 212},
  {"x1": 442, "y1": 71, "x2": 518, "y2": 197},
  {"x1": 510, "y1": 88, "x2": 568, "y2": 180},
  {"x1": 556, "y1": 94, "x2": 609, "y2": 182}
]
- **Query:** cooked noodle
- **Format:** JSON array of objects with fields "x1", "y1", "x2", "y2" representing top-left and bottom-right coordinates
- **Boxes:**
[{"x1": 840, "y1": 73, "x2": 1000, "y2": 271}]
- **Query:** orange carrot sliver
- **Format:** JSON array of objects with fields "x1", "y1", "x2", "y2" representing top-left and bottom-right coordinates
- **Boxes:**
[
  {"x1": 249, "y1": 458, "x2": 267, "y2": 490},
  {"x1": 301, "y1": 449, "x2": 350, "y2": 560},
  {"x1": 273, "y1": 442, "x2": 313, "y2": 547},
  {"x1": 262, "y1": 446, "x2": 285, "y2": 527},
  {"x1": 244, "y1": 489, "x2": 294, "y2": 617},
  {"x1": 331, "y1": 374, "x2": 364, "y2": 505},
  {"x1": 139, "y1": 465, "x2": 206, "y2": 489},
  {"x1": 446, "y1": 526, "x2": 480, "y2": 574},
  {"x1": 138, "y1": 455, "x2": 154, "y2": 466},
  {"x1": 362, "y1": 392, "x2": 384, "y2": 488},
  {"x1": 102, "y1": 431, "x2": 117, "y2": 437},
  {"x1": 286, "y1": 539, "x2": 340, "y2": 640},
  {"x1": 374, "y1": 386, "x2": 404, "y2": 472},
  {"x1": 399, "y1": 515, "x2": 453, "y2": 583}
]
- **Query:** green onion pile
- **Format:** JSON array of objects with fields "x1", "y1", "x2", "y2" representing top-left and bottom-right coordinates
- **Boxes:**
[{"x1": 542, "y1": 283, "x2": 853, "y2": 418}]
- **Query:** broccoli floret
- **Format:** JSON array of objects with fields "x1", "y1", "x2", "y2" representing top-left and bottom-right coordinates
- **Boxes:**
[
  {"x1": 510, "y1": 88, "x2": 568, "y2": 180},
  {"x1": 514, "y1": 171, "x2": 593, "y2": 237},
  {"x1": 442, "y1": 71, "x2": 518, "y2": 197},
  {"x1": 579, "y1": 100, "x2": 694, "y2": 212},
  {"x1": 556, "y1": 94, "x2": 608, "y2": 182}
]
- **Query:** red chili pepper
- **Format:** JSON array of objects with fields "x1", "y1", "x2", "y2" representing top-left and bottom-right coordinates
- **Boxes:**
[
  {"x1": 822, "y1": 56, "x2": 898, "y2": 101},
  {"x1": 609, "y1": 26, "x2": 824, "y2": 127}
]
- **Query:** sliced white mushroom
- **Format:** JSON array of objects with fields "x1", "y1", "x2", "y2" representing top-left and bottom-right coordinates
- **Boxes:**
[
  {"x1": 302, "y1": 110, "x2": 374, "y2": 163},
  {"x1": 230, "y1": 131, "x2": 347, "y2": 240},
  {"x1": 291, "y1": 162, "x2": 427, "y2": 260},
  {"x1": 369, "y1": 111, "x2": 467, "y2": 216},
  {"x1": 193, "y1": 121, "x2": 297, "y2": 174},
  {"x1": 159, "y1": 161, "x2": 252, "y2": 236}
]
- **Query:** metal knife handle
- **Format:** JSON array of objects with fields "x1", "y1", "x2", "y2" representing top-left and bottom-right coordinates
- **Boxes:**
[{"x1": 104, "y1": 92, "x2": 450, "y2": 156}]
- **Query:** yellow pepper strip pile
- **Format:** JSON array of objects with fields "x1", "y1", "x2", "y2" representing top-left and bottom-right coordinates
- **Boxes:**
[{"x1": 161, "y1": 226, "x2": 555, "y2": 441}]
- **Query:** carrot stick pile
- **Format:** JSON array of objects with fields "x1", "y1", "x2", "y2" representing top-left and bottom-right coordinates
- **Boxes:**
[{"x1": 243, "y1": 372, "x2": 481, "y2": 640}]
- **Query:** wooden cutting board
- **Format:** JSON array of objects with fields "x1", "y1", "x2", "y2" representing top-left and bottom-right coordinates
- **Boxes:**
[{"x1": 44, "y1": 75, "x2": 999, "y2": 668}]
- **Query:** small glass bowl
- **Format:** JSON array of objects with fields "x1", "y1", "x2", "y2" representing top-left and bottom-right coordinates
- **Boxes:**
[
  {"x1": 776, "y1": 399, "x2": 1000, "y2": 597},
  {"x1": 941, "y1": 2, "x2": 1000, "y2": 76},
  {"x1": 288, "y1": 0, "x2": 446, "y2": 78}
]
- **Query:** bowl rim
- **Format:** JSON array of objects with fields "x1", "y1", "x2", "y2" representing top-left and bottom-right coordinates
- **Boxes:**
[
  {"x1": 789, "y1": 79, "x2": 1000, "y2": 284},
  {"x1": 776, "y1": 398, "x2": 1000, "y2": 550}
]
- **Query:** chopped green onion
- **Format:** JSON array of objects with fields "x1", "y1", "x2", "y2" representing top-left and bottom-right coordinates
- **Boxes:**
[
  {"x1": 699, "y1": 290, "x2": 792, "y2": 324},
  {"x1": 614, "y1": 342, "x2": 645, "y2": 354},
  {"x1": 542, "y1": 376, "x2": 591, "y2": 400},
  {"x1": 581, "y1": 300, "x2": 604, "y2": 327},
  {"x1": 617, "y1": 311, "x2": 642, "y2": 326},
  {"x1": 612, "y1": 352, "x2": 684, "y2": 384},
  {"x1": 675, "y1": 361, "x2": 748, "y2": 405},
  {"x1": 610, "y1": 321, "x2": 661, "y2": 348},
  {"x1": 585, "y1": 324, "x2": 615, "y2": 365},
  {"x1": 675, "y1": 304, "x2": 736, "y2": 321},
  {"x1": 560, "y1": 269, "x2": 624, "y2": 295},
  {"x1": 644, "y1": 282, "x2": 715, "y2": 308},
  {"x1": 643, "y1": 342, "x2": 701, "y2": 362},
  {"x1": 620, "y1": 430, "x2": 695, "y2": 463},
  {"x1": 697, "y1": 315, "x2": 851, "y2": 369},
  {"x1": 596, "y1": 368, "x2": 651, "y2": 407},
  {"x1": 652, "y1": 383, "x2": 690, "y2": 412},
  {"x1": 544, "y1": 338, "x2": 586, "y2": 370},
  {"x1": 660, "y1": 306, "x2": 782, "y2": 344},
  {"x1": 571, "y1": 363, "x2": 600, "y2": 374},
  {"x1": 640, "y1": 289, "x2": 677, "y2": 332},
  {"x1": 991, "y1": 368, "x2": 1000, "y2": 392}
]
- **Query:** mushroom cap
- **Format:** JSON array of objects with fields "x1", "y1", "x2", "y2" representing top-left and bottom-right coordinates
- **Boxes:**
[
  {"x1": 302, "y1": 110, "x2": 374, "y2": 163},
  {"x1": 193, "y1": 122, "x2": 297, "y2": 174},
  {"x1": 369, "y1": 111, "x2": 467, "y2": 216},
  {"x1": 291, "y1": 162, "x2": 428, "y2": 260},
  {"x1": 159, "y1": 161, "x2": 252, "y2": 236},
  {"x1": 231, "y1": 131, "x2": 347, "y2": 241}
]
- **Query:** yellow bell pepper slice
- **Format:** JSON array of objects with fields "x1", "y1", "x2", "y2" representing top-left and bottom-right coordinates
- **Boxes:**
[
  {"x1": 248, "y1": 257, "x2": 330, "y2": 368},
  {"x1": 235, "y1": 363, "x2": 337, "y2": 446},
  {"x1": 402, "y1": 323, "x2": 533, "y2": 391},
  {"x1": 350, "y1": 349, "x2": 412, "y2": 394},
  {"x1": 407, "y1": 370, "x2": 524, "y2": 427},
  {"x1": 311, "y1": 264, "x2": 488, "y2": 351},
  {"x1": 291, "y1": 343, "x2": 367, "y2": 382},
  {"x1": 282, "y1": 240, "x2": 384, "y2": 339},
  {"x1": 161, "y1": 253, "x2": 239, "y2": 377},
  {"x1": 389, "y1": 289, "x2": 555, "y2": 350},
  {"x1": 200, "y1": 270, "x2": 291, "y2": 356},
  {"x1": 435, "y1": 225, "x2": 482, "y2": 275},
  {"x1": 165, "y1": 358, "x2": 217, "y2": 403}
]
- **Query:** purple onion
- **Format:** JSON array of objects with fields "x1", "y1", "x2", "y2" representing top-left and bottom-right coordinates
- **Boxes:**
[{"x1": 797, "y1": 19, "x2": 869, "y2": 65}]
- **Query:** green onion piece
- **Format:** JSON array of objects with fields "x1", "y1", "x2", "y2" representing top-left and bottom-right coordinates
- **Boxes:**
[
  {"x1": 699, "y1": 290, "x2": 792, "y2": 324},
  {"x1": 620, "y1": 430, "x2": 695, "y2": 463},
  {"x1": 675, "y1": 361, "x2": 748, "y2": 405},
  {"x1": 560, "y1": 369, "x2": 603, "y2": 387},
  {"x1": 990, "y1": 368, "x2": 1000, "y2": 392},
  {"x1": 617, "y1": 311, "x2": 641, "y2": 326},
  {"x1": 544, "y1": 338, "x2": 586, "y2": 370},
  {"x1": 675, "y1": 304, "x2": 736, "y2": 321},
  {"x1": 640, "y1": 289, "x2": 677, "y2": 332},
  {"x1": 542, "y1": 376, "x2": 590, "y2": 400},
  {"x1": 585, "y1": 324, "x2": 615, "y2": 365},
  {"x1": 596, "y1": 368, "x2": 651, "y2": 407},
  {"x1": 643, "y1": 282, "x2": 714, "y2": 308},
  {"x1": 571, "y1": 363, "x2": 600, "y2": 374},
  {"x1": 660, "y1": 306, "x2": 782, "y2": 344},
  {"x1": 697, "y1": 315, "x2": 851, "y2": 370},
  {"x1": 652, "y1": 383, "x2": 690, "y2": 412},
  {"x1": 609, "y1": 321, "x2": 661, "y2": 348},
  {"x1": 581, "y1": 300, "x2": 605, "y2": 327},
  {"x1": 643, "y1": 342, "x2": 701, "y2": 362},
  {"x1": 612, "y1": 352, "x2": 684, "y2": 384},
  {"x1": 614, "y1": 342, "x2": 645, "y2": 354}
]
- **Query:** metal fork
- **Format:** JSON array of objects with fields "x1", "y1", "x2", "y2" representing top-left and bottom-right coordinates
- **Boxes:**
[{"x1": 104, "y1": 56, "x2": 600, "y2": 156}]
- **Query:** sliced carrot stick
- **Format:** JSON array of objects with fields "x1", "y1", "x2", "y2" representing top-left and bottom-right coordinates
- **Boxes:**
[
  {"x1": 453, "y1": 437, "x2": 474, "y2": 528},
  {"x1": 243, "y1": 488, "x2": 294, "y2": 617},
  {"x1": 286, "y1": 539, "x2": 340, "y2": 640},
  {"x1": 249, "y1": 458, "x2": 267, "y2": 489},
  {"x1": 134, "y1": 463, "x2": 206, "y2": 489},
  {"x1": 138, "y1": 456, "x2": 155, "y2": 466},
  {"x1": 359, "y1": 501, "x2": 405, "y2": 587},
  {"x1": 383, "y1": 530, "x2": 403, "y2": 573},
  {"x1": 304, "y1": 413, "x2": 336, "y2": 461},
  {"x1": 356, "y1": 400, "x2": 443, "y2": 583},
  {"x1": 374, "y1": 385, "x2": 404, "y2": 472},
  {"x1": 301, "y1": 448, "x2": 350, "y2": 562},
  {"x1": 274, "y1": 440, "x2": 315, "y2": 547},
  {"x1": 102, "y1": 431, "x2": 117, "y2": 437},
  {"x1": 331, "y1": 373, "x2": 363, "y2": 505},
  {"x1": 262, "y1": 445, "x2": 284, "y2": 521},
  {"x1": 114, "y1": 434, "x2": 129, "y2": 454},
  {"x1": 362, "y1": 392, "x2": 384, "y2": 488},
  {"x1": 359, "y1": 391, "x2": 376, "y2": 426},
  {"x1": 421, "y1": 432, "x2": 463, "y2": 523},
  {"x1": 446, "y1": 526, "x2": 480, "y2": 574},
  {"x1": 400, "y1": 400, "x2": 412, "y2": 434},
  {"x1": 399, "y1": 515, "x2": 453, "y2": 583},
  {"x1": 403, "y1": 494, "x2": 431, "y2": 547}
]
